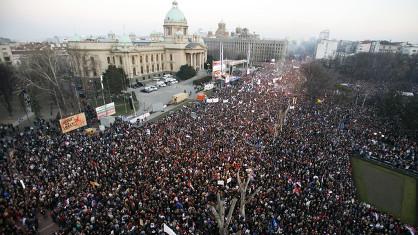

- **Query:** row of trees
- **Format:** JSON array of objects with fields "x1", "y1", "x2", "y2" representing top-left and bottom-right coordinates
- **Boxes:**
[
  {"x1": 0, "y1": 49, "x2": 131, "y2": 119},
  {"x1": 0, "y1": 49, "x2": 78, "y2": 118},
  {"x1": 176, "y1": 64, "x2": 197, "y2": 80},
  {"x1": 302, "y1": 53, "x2": 418, "y2": 134},
  {"x1": 329, "y1": 53, "x2": 418, "y2": 84}
]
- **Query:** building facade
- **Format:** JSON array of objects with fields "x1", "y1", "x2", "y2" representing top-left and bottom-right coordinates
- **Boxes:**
[
  {"x1": 319, "y1": 30, "x2": 330, "y2": 40},
  {"x1": 0, "y1": 44, "x2": 13, "y2": 65},
  {"x1": 67, "y1": 1, "x2": 207, "y2": 83},
  {"x1": 205, "y1": 37, "x2": 287, "y2": 63},
  {"x1": 315, "y1": 39, "x2": 338, "y2": 60},
  {"x1": 401, "y1": 44, "x2": 418, "y2": 56},
  {"x1": 355, "y1": 40, "x2": 405, "y2": 54},
  {"x1": 204, "y1": 21, "x2": 286, "y2": 64}
]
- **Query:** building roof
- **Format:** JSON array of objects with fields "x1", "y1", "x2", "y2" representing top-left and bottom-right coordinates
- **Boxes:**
[
  {"x1": 165, "y1": 1, "x2": 187, "y2": 24},
  {"x1": 118, "y1": 35, "x2": 132, "y2": 44},
  {"x1": 186, "y1": 42, "x2": 203, "y2": 49},
  {"x1": 69, "y1": 34, "x2": 81, "y2": 42}
]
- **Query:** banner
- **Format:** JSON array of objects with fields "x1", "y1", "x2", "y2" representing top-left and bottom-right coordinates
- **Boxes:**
[
  {"x1": 163, "y1": 224, "x2": 177, "y2": 235},
  {"x1": 212, "y1": 61, "x2": 226, "y2": 80},
  {"x1": 95, "y1": 102, "x2": 116, "y2": 119},
  {"x1": 212, "y1": 61, "x2": 222, "y2": 79},
  {"x1": 59, "y1": 113, "x2": 87, "y2": 134}
]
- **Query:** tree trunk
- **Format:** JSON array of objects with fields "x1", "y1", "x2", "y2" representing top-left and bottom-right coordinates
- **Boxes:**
[
  {"x1": 53, "y1": 90, "x2": 62, "y2": 118},
  {"x1": 239, "y1": 199, "x2": 246, "y2": 220}
]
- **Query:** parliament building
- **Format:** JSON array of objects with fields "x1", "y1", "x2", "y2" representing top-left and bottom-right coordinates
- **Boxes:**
[{"x1": 67, "y1": 1, "x2": 207, "y2": 84}]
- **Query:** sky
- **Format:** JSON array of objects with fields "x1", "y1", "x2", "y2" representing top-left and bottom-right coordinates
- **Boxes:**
[{"x1": 1, "y1": 0, "x2": 417, "y2": 43}]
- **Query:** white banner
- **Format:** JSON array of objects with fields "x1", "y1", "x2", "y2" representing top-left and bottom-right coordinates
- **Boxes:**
[
  {"x1": 95, "y1": 102, "x2": 116, "y2": 119},
  {"x1": 163, "y1": 224, "x2": 177, "y2": 235}
]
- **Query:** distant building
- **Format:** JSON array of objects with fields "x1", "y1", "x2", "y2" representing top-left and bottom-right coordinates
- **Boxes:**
[
  {"x1": 67, "y1": 1, "x2": 207, "y2": 83},
  {"x1": 355, "y1": 41, "x2": 372, "y2": 53},
  {"x1": 205, "y1": 22, "x2": 286, "y2": 63},
  {"x1": 401, "y1": 43, "x2": 418, "y2": 56},
  {"x1": 355, "y1": 40, "x2": 405, "y2": 54},
  {"x1": 215, "y1": 21, "x2": 229, "y2": 38},
  {"x1": 315, "y1": 39, "x2": 338, "y2": 60},
  {"x1": 9, "y1": 42, "x2": 67, "y2": 65},
  {"x1": 319, "y1": 30, "x2": 330, "y2": 40},
  {"x1": 205, "y1": 37, "x2": 287, "y2": 63},
  {"x1": 0, "y1": 44, "x2": 13, "y2": 65},
  {"x1": 337, "y1": 40, "x2": 358, "y2": 54},
  {"x1": 377, "y1": 41, "x2": 404, "y2": 53}
]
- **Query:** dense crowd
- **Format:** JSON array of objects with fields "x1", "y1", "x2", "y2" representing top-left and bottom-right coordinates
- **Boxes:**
[{"x1": 0, "y1": 62, "x2": 417, "y2": 234}]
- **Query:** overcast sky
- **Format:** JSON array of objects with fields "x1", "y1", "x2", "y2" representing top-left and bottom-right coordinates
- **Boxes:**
[{"x1": 1, "y1": 0, "x2": 417, "y2": 42}]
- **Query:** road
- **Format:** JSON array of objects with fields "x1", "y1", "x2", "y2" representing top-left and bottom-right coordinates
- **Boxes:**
[{"x1": 128, "y1": 71, "x2": 207, "y2": 115}]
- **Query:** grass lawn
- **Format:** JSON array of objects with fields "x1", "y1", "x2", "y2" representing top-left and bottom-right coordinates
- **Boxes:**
[{"x1": 87, "y1": 94, "x2": 139, "y2": 116}]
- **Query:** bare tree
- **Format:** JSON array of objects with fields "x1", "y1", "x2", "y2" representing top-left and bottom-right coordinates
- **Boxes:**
[
  {"x1": 0, "y1": 64, "x2": 17, "y2": 115},
  {"x1": 237, "y1": 170, "x2": 262, "y2": 221},
  {"x1": 209, "y1": 193, "x2": 238, "y2": 235},
  {"x1": 19, "y1": 48, "x2": 75, "y2": 118}
]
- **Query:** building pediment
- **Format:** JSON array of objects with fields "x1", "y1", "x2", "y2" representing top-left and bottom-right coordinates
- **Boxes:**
[{"x1": 185, "y1": 43, "x2": 206, "y2": 50}]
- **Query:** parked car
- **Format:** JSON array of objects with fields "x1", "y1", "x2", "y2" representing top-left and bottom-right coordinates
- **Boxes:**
[
  {"x1": 131, "y1": 82, "x2": 144, "y2": 88},
  {"x1": 156, "y1": 81, "x2": 166, "y2": 87},
  {"x1": 168, "y1": 79, "x2": 178, "y2": 85},
  {"x1": 142, "y1": 85, "x2": 158, "y2": 93}
]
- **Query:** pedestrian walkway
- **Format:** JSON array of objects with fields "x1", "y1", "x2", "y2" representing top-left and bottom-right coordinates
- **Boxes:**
[{"x1": 37, "y1": 212, "x2": 59, "y2": 235}]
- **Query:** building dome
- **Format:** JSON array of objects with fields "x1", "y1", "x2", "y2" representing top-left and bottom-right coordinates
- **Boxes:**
[
  {"x1": 164, "y1": 1, "x2": 187, "y2": 24},
  {"x1": 69, "y1": 34, "x2": 81, "y2": 42},
  {"x1": 118, "y1": 35, "x2": 132, "y2": 44}
]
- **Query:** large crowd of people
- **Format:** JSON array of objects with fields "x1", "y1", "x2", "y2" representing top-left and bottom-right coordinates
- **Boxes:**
[{"x1": 1, "y1": 62, "x2": 417, "y2": 234}]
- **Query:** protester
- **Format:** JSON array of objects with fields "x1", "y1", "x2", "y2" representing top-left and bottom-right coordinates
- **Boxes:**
[{"x1": 0, "y1": 62, "x2": 416, "y2": 234}]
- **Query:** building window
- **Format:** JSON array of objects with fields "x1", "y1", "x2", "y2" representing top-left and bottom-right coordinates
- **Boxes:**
[
  {"x1": 140, "y1": 56, "x2": 143, "y2": 63},
  {"x1": 170, "y1": 63, "x2": 173, "y2": 71},
  {"x1": 161, "y1": 54, "x2": 164, "y2": 61},
  {"x1": 146, "y1": 55, "x2": 148, "y2": 63},
  {"x1": 157, "y1": 64, "x2": 159, "y2": 71},
  {"x1": 107, "y1": 57, "x2": 111, "y2": 64},
  {"x1": 133, "y1": 67, "x2": 136, "y2": 76},
  {"x1": 90, "y1": 56, "x2": 95, "y2": 64},
  {"x1": 141, "y1": 66, "x2": 143, "y2": 74},
  {"x1": 151, "y1": 55, "x2": 153, "y2": 62},
  {"x1": 152, "y1": 65, "x2": 154, "y2": 72},
  {"x1": 119, "y1": 56, "x2": 123, "y2": 65},
  {"x1": 162, "y1": 63, "x2": 164, "y2": 70},
  {"x1": 146, "y1": 65, "x2": 149, "y2": 73},
  {"x1": 132, "y1": 56, "x2": 135, "y2": 65},
  {"x1": 112, "y1": 56, "x2": 115, "y2": 64},
  {"x1": 93, "y1": 69, "x2": 97, "y2": 77},
  {"x1": 170, "y1": 54, "x2": 173, "y2": 61}
]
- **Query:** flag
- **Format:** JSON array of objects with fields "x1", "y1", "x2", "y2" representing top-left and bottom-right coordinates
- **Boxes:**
[
  {"x1": 100, "y1": 75, "x2": 104, "y2": 89},
  {"x1": 405, "y1": 225, "x2": 416, "y2": 235},
  {"x1": 268, "y1": 217, "x2": 279, "y2": 233},
  {"x1": 163, "y1": 224, "x2": 177, "y2": 235},
  {"x1": 20, "y1": 180, "x2": 25, "y2": 189}
]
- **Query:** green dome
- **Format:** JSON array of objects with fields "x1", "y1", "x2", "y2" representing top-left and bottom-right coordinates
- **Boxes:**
[
  {"x1": 118, "y1": 35, "x2": 132, "y2": 44},
  {"x1": 69, "y1": 34, "x2": 81, "y2": 42},
  {"x1": 165, "y1": 1, "x2": 187, "y2": 24}
]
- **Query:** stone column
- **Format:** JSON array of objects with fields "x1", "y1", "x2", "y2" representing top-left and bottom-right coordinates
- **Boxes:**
[{"x1": 200, "y1": 53, "x2": 203, "y2": 69}]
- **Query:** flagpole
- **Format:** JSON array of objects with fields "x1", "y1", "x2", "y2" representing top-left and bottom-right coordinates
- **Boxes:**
[{"x1": 100, "y1": 75, "x2": 106, "y2": 106}]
